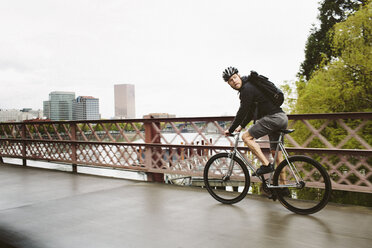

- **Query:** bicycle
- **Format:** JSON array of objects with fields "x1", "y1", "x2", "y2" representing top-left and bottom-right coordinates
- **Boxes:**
[{"x1": 203, "y1": 130, "x2": 332, "y2": 215}]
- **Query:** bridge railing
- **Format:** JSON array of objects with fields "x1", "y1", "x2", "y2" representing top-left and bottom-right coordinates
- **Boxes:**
[{"x1": 0, "y1": 112, "x2": 371, "y2": 193}]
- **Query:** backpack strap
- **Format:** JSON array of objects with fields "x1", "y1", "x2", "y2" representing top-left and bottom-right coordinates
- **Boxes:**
[{"x1": 253, "y1": 102, "x2": 258, "y2": 124}]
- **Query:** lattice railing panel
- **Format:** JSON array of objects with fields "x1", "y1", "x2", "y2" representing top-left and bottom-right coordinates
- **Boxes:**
[
  {"x1": 0, "y1": 140, "x2": 23, "y2": 157},
  {"x1": 76, "y1": 143, "x2": 146, "y2": 169},
  {"x1": 148, "y1": 146, "x2": 225, "y2": 176},
  {"x1": 25, "y1": 142, "x2": 72, "y2": 161},
  {"x1": 0, "y1": 124, "x2": 22, "y2": 139},
  {"x1": 74, "y1": 122, "x2": 146, "y2": 143},
  {"x1": 23, "y1": 123, "x2": 73, "y2": 141},
  {"x1": 324, "y1": 154, "x2": 371, "y2": 188},
  {"x1": 285, "y1": 151, "x2": 372, "y2": 192},
  {"x1": 286, "y1": 119, "x2": 372, "y2": 150},
  {"x1": 152, "y1": 120, "x2": 234, "y2": 146},
  {"x1": 145, "y1": 145, "x2": 260, "y2": 177},
  {"x1": 0, "y1": 113, "x2": 371, "y2": 193}
]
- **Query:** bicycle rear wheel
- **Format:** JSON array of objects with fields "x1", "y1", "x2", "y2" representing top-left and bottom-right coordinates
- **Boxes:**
[
  {"x1": 203, "y1": 153, "x2": 250, "y2": 204},
  {"x1": 273, "y1": 155, "x2": 332, "y2": 215}
]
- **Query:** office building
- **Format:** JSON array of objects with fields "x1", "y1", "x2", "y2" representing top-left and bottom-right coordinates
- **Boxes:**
[
  {"x1": 114, "y1": 84, "x2": 135, "y2": 119},
  {"x1": 73, "y1": 96, "x2": 100, "y2": 120},
  {"x1": 43, "y1": 91, "x2": 75, "y2": 121},
  {"x1": 0, "y1": 109, "x2": 43, "y2": 122}
]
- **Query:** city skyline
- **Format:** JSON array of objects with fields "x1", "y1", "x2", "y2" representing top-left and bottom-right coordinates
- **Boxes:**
[
  {"x1": 0, "y1": 0, "x2": 319, "y2": 118},
  {"x1": 0, "y1": 108, "x2": 43, "y2": 122},
  {"x1": 42, "y1": 91, "x2": 100, "y2": 121}
]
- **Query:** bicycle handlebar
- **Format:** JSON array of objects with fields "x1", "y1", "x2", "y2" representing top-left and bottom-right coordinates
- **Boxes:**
[{"x1": 225, "y1": 132, "x2": 240, "y2": 137}]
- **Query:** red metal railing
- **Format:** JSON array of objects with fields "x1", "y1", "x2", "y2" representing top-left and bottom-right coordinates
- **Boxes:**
[{"x1": 0, "y1": 112, "x2": 371, "y2": 193}]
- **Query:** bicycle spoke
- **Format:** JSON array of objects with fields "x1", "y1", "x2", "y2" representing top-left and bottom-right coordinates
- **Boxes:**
[
  {"x1": 204, "y1": 153, "x2": 250, "y2": 204},
  {"x1": 274, "y1": 156, "x2": 331, "y2": 214}
]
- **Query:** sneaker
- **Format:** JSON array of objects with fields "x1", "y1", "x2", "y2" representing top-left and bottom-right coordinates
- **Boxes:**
[{"x1": 255, "y1": 163, "x2": 274, "y2": 176}]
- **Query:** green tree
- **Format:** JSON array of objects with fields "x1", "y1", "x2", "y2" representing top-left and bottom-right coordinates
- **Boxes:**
[
  {"x1": 299, "y1": 0, "x2": 366, "y2": 81},
  {"x1": 295, "y1": 1, "x2": 372, "y2": 114},
  {"x1": 288, "y1": 2, "x2": 372, "y2": 207}
]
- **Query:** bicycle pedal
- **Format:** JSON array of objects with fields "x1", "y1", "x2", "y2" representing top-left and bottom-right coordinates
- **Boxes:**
[{"x1": 261, "y1": 187, "x2": 275, "y2": 200}]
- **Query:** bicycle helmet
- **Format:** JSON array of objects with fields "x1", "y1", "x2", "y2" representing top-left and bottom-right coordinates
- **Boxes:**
[{"x1": 222, "y1": 67, "x2": 239, "y2": 82}]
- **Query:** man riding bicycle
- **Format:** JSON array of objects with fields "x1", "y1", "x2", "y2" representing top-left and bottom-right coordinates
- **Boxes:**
[{"x1": 222, "y1": 67, "x2": 288, "y2": 176}]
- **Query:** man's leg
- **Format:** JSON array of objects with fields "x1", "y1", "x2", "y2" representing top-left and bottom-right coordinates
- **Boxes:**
[
  {"x1": 271, "y1": 150, "x2": 286, "y2": 184},
  {"x1": 271, "y1": 150, "x2": 283, "y2": 165},
  {"x1": 242, "y1": 132, "x2": 270, "y2": 166},
  {"x1": 246, "y1": 113, "x2": 288, "y2": 175}
]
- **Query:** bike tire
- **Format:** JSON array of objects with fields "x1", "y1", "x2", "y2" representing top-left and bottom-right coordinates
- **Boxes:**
[
  {"x1": 203, "y1": 153, "x2": 250, "y2": 204},
  {"x1": 273, "y1": 155, "x2": 332, "y2": 215}
]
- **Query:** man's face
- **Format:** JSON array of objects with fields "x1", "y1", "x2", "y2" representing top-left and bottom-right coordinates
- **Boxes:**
[{"x1": 227, "y1": 74, "x2": 242, "y2": 90}]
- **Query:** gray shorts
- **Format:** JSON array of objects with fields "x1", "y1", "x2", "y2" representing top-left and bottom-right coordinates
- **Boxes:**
[{"x1": 248, "y1": 112, "x2": 288, "y2": 150}]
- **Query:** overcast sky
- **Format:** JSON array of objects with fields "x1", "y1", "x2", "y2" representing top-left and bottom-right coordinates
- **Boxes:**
[{"x1": 0, "y1": 0, "x2": 319, "y2": 118}]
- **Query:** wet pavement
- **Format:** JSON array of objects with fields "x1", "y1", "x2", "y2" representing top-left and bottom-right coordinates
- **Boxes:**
[{"x1": 0, "y1": 163, "x2": 371, "y2": 248}]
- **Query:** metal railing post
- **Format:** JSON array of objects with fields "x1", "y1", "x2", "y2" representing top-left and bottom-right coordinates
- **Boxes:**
[
  {"x1": 71, "y1": 123, "x2": 77, "y2": 173},
  {"x1": 144, "y1": 115, "x2": 163, "y2": 182},
  {"x1": 21, "y1": 123, "x2": 27, "y2": 166}
]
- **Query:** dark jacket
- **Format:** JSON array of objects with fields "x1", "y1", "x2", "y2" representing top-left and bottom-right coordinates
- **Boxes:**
[{"x1": 228, "y1": 76, "x2": 283, "y2": 133}]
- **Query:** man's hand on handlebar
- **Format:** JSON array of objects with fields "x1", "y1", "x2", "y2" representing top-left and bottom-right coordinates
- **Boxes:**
[
  {"x1": 224, "y1": 130, "x2": 231, "y2": 136},
  {"x1": 234, "y1": 125, "x2": 242, "y2": 133},
  {"x1": 224, "y1": 126, "x2": 242, "y2": 136}
]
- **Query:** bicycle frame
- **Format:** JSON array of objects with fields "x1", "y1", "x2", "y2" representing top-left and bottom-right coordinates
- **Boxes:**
[{"x1": 227, "y1": 133, "x2": 303, "y2": 189}]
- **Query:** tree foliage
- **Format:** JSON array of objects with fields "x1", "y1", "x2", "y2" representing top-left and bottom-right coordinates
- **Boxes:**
[
  {"x1": 295, "y1": 0, "x2": 372, "y2": 114},
  {"x1": 286, "y1": 1, "x2": 372, "y2": 152},
  {"x1": 299, "y1": 0, "x2": 366, "y2": 81}
]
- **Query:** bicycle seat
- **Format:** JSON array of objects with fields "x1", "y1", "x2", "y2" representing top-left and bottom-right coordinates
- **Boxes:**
[{"x1": 280, "y1": 129, "x2": 295, "y2": 134}]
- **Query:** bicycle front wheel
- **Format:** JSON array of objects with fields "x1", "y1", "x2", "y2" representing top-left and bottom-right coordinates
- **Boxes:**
[
  {"x1": 273, "y1": 155, "x2": 332, "y2": 215},
  {"x1": 203, "y1": 153, "x2": 250, "y2": 204}
]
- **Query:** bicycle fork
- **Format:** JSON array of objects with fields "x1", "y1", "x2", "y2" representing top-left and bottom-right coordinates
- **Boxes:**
[
  {"x1": 222, "y1": 152, "x2": 235, "y2": 181},
  {"x1": 224, "y1": 134, "x2": 241, "y2": 181}
]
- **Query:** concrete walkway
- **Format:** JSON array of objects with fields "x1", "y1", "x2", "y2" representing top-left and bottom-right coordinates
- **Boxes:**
[{"x1": 0, "y1": 163, "x2": 371, "y2": 248}]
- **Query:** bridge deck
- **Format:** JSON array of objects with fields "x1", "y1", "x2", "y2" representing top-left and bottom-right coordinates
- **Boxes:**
[{"x1": 0, "y1": 163, "x2": 371, "y2": 248}]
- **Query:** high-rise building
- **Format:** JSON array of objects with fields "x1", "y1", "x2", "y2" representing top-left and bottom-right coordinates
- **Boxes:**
[
  {"x1": 114, "y1": 84, "x2": 135, "y2": 119},
  {"x1": 43, "y1": 91, "x2": 75, "y2": 121},
  {"x1": 73, "y1": 96, "x2": 100, "y2": 120}
]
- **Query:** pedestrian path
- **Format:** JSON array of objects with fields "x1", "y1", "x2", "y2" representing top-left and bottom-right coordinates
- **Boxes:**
[{"x1": 0, "y1": 163, "x2": 371, "y2": 248}]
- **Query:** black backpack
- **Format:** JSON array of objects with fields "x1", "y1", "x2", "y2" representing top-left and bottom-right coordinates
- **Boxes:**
[{"x1": 248, "y1": 71, "x2": 284, "y2": 106}]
